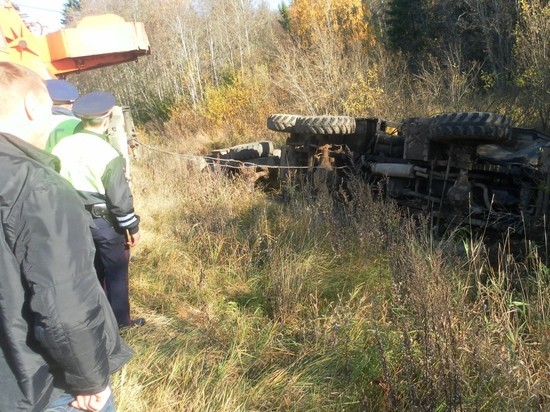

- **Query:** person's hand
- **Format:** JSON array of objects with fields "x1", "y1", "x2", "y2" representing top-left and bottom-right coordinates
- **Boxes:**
[
  {"x1": 70, "y1": 386, "x2": 111, "y2": 412},
  {"x1": 126, "y1": 229, "x2": 141, "y2": 248}
]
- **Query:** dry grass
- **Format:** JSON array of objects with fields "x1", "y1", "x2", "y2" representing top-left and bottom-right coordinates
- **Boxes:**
[
  {"x1": 66, "y1": 1, "x2": 550, "y2": 408},
  {"x1": 112, "y1": 147, "x2": 550, "y2": 411}
]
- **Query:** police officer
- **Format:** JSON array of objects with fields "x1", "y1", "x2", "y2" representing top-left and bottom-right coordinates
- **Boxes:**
[
  {"x1": 45, "y1": 80, "x2": 134, "y2": 181},
  {"x1": 44, "y1": 78, "x2": 81, "y2": 152},
  {"x1": 52, "y1": 91, "x2": 145, "y2": 328}
]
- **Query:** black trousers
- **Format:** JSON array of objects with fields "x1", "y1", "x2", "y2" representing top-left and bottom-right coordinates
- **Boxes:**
[{"x1": 90, "y1": 217, "x2": 131, "y2": 327}]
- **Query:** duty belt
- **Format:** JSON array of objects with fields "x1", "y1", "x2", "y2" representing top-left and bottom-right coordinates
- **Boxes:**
[{"x1": 85, "y1": 203, "x2": 110, "y2": 219}]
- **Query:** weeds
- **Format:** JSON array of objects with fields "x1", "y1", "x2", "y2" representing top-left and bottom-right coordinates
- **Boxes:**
[{"x1": 116, "y1": 151, "x2": 550, "y2": 411}]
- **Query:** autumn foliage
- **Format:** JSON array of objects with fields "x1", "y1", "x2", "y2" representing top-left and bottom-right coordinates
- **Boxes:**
[
  {"x1": 70, "y1": 0, "x2": 550, "y2": 137},
  {"x1": 288, "y1": 0, "x2": 375, "y2": 49}
]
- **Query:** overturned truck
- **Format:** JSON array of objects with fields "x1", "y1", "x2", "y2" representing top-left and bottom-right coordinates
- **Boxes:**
[{"x1": 209, "y1": 112, "x2": 550, "y2": 237}]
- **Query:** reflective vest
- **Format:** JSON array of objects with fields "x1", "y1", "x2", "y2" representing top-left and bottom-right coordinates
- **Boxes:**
[
  {"x1": 45, "y1": 107, "x2": 81, "y2": 153},
  {"x1": 52, "y1": 131, "x2": 120, "y2": 196},
  {"x1": 53, "y1": 130, "x2": 138, "y2": 232}
]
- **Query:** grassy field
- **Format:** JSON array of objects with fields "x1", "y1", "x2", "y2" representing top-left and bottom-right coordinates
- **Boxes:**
[{"x1": 109, "y1": 144, "x2": 550, "y2": 411}]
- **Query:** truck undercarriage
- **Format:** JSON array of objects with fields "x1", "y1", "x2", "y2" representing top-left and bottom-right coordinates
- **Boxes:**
[{"x1": 210, "y1": 112, "x2": 550, "y2": 239}]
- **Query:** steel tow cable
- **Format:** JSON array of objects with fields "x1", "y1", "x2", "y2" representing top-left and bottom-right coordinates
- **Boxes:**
[{"x1": 133, "y1": 138, "x2": 351, "y2": 171}]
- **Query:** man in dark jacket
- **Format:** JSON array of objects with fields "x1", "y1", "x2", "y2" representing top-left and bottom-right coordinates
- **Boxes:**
[{"x1": 0, "y1": 63, "x2": 132, "y2": 411}]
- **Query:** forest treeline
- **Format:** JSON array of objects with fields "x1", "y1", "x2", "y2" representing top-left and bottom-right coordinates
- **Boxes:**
[{"x1": 66, "y1": 0, "x2": 549, "y2": 148}]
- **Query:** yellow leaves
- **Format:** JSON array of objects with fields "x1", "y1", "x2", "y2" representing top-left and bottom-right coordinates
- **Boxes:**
[
  {"x1": 342, "y1": 74, "x2": 384, "y2": 116},
  {"x1": 201, "y1": 82, "x2": 249, "y2": 126},
  {"x1": 288, "y1": 0, "x2": 375, "y2": 49},
  {"x1": 197, "y1": 69, "x2": 275, "y2": 139},
  {"x1": 513, "y1": 0, "x2": 550, "y2": 90}
]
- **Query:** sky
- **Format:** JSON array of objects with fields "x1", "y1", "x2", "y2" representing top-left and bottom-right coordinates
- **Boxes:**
[
  {"x1": 13, "y1": 0, "x2": 66, "y2": 33},
  {"x1": 12, "y1": 0, "x2": 286, "y2": 34}
]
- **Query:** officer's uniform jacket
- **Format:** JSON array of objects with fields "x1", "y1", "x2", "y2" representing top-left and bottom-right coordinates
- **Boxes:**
[
  {"x1": 51, "y1": 107, "x2": 77, "y2": 129},
  {"x1": 44, "y1": 107, "x2": 81, "y2": 153},
  {"x1": 52, "y1": 130, "x2": 140, "y2": 235},
  {"x1": 0, "y1": 132, "x2": 132, "y2": 411}
]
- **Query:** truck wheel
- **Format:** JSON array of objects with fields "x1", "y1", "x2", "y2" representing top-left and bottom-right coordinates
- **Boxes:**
[
  {"x1": 295, "y1": 116, "x2": 356, "y2": 135},
  {"x1": 430, "y1": 112, "x2": 512, "y2": 142},
  {"x1": 267, "y1": 114, "x2": 301, "y2": 133}
]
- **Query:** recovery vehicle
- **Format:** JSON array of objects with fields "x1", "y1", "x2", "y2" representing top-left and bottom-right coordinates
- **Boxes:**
[{"x1": 0, "y1": 0, "x2": 149, "y2": 169}]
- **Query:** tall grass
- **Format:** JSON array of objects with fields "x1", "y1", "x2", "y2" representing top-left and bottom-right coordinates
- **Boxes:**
[{"x1": 114, "y1": 149, "x2": 550, "y2": 411}]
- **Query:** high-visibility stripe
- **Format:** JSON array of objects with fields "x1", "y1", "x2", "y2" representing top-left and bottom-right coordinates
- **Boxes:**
[{"x1": 116, "y1": 213, "x2": 137, "y2": 227}]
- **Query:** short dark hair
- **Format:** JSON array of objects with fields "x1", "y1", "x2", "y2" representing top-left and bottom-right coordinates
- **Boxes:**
[{"x1": 81, "y1": 117, "x2": 109, "y2": 129}]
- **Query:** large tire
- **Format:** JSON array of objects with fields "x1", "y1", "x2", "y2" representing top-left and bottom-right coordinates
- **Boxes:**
[
  {"x1": 295, "y1": 115, "x2": 356, "y2": 135},
  {"x1": 430, "y1": 112, "x2": 512, "y2": 143},
  {"x1": 267, "y1": 114, "x2": 300, "y2": 133},
  {"x1": 212, "y1": 141, "x2": 274, "y2": 161}
]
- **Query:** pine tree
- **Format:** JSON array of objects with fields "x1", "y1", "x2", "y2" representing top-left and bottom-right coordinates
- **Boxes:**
[
  {"x1": 62, "y1": 0, "x2": 81, "y2": 26},
  {"x1": 386, "y1": 0, "x2": 429, "y2": 57},
  {"x1": 278, "y1": 2, "x2": 292, "y2": 32}
]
